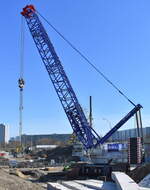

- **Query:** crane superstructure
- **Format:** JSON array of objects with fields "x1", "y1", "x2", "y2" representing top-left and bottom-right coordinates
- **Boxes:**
[{"x1": 21, "y1": 5, "x2": 142, "y2": 150}]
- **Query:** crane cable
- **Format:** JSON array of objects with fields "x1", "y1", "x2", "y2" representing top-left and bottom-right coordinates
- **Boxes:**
[
  {"x1": 36, "y1": 10, "x2": 136, "y2": 107},
  {"x1": 18, "y1": 16, "x2": 25, "y2": 145}
]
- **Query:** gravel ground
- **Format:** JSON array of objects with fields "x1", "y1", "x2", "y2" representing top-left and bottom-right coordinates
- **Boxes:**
[{"x1": 0, "y1": 168, "x2": 46, "y2": 190}]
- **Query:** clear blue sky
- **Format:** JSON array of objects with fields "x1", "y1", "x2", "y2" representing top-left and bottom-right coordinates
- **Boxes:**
[{"x1": 0, "y1": 0, "x2": 150, "y2": 138}]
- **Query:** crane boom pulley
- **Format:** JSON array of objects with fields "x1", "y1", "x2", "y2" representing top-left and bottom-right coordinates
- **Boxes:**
[{"x1": 21, "y1": 5, "x2": 142, "y2": 149}]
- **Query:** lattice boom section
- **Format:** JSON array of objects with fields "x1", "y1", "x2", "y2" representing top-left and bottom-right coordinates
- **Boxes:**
[{"x1": 24, "y1": 11, "x2": 100, "y2": 149}]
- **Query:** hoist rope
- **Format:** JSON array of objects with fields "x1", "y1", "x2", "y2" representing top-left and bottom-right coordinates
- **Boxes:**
[{"x1": 36, "y1": 10, "x2": 136, "y2": 107}]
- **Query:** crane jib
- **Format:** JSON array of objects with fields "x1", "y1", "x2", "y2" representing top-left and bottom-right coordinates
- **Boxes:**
[{"x1": 21, "y1": 5, "x2": 142, "y2": 149}]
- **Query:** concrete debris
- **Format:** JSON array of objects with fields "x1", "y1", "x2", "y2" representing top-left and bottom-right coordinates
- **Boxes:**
[
  {"x1": 47, "y1": 179, "x2": 117, "y2": 190},
  {"x1": 112, "y1": 171, "x2": 139, "y2": 190}
]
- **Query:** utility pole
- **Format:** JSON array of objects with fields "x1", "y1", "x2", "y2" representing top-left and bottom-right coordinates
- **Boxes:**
[
  {"x1": 18, "y1": 78, "x2": 24, "y2": 145},
  {"x1": 18, "y1": 16, "x2": 25, "y2": 147}
]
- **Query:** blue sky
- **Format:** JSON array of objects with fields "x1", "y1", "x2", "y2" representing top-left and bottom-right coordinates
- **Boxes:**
[{"x1": 0, "y1": 0, "x2": 150, "y2": 138}]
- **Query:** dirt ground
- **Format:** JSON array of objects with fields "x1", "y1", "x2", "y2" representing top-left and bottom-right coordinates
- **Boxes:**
[{"x1": 0, "y1": 168, "x2": 46, "y2": 190}]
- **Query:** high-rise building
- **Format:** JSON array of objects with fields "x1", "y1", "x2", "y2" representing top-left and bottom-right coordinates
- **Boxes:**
[{"x1": 0, "y1": 124, "x2": 9, "y2": 143}]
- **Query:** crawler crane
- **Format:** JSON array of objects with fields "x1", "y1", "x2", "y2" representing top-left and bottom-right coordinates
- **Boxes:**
[{"x1": 21, "y1": 5, "x2": 142, "y2": 150}]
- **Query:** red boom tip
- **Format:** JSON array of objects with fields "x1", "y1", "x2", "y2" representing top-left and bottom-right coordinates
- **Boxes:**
[{"x1": 21, "y1": 5, "x2": 36, "y2": 17}]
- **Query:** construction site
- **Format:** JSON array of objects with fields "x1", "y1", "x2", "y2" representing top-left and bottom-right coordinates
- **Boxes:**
[{"x1": 1, "y1": 1, "x2": 150, "y2": 190}]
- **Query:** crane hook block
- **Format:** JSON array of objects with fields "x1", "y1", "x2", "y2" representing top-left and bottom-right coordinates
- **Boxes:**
[
  {"x1": 21, "y1": 5, "x2": 35, "y2": 17},
  {"x1": 18, "y1": 78, "x2": 25, "y2": 89}
]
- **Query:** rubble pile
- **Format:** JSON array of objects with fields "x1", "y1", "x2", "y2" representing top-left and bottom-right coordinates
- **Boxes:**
[{"x1": 31, "y1": 145, "x2": 80, "y2": 163}]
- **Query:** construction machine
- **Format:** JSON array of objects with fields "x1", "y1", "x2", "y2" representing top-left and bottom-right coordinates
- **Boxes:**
[{"x1": 21, "y1": 5, "x2": 142, "y2": 151}]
